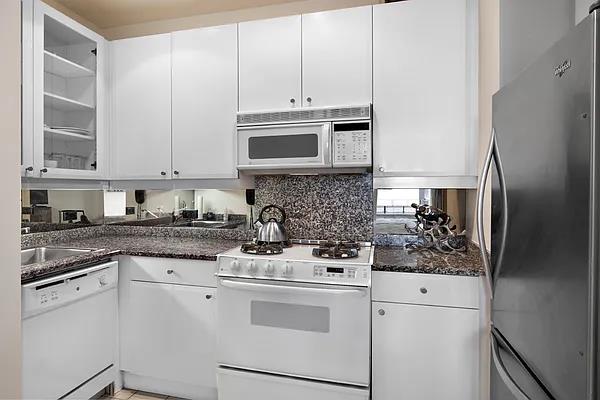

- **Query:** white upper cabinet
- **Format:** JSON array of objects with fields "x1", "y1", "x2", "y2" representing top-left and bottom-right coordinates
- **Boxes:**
[
  {"x1": 373, "y1": 0, "x2": 477, "y2": 186},
  {"x1": 302, "y1": 6, "x2": 372, "y2": 108},
  {"x1": 172, "y1": 25, "x2": 238, "y2": 179},
  {"x1": 26, "y1": 0, "x2": 108, "y2": 179},
  {"x1": 110, "y1": 34, "x2": 172, "y2": 180},
  {"x1": 239, "y1": 15, "x2": 302, "y2": 112}
]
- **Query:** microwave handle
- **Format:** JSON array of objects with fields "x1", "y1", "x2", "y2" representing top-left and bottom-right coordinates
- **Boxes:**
[
  {"x1": 219, "y1": 278, "x2": 368, "y2": 297},
  {"x1": 322, "y1": 123, "x2": 331, "y2": 166}
]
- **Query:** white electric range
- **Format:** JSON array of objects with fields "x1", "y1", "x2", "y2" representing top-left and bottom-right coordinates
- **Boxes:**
[{"x1": 216, "y1": 240, "x2": 374, "y2": 400}]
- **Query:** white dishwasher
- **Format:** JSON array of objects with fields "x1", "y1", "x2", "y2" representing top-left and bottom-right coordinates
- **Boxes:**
[{"x1": 22, "y1": 261, "x2": 118, "y2": 400}]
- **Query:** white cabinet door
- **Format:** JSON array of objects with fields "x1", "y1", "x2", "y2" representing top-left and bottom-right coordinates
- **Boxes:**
[
  {"x1": 110, "y1": 34, "x2": 172, "y2": 180},
  {"x1": 30, "y1": 0, "x2": 108, "y2": 179},
  {"x1": 239, "y1": 15, "x2": 302, "y2": 111},
  {"x1": 302, "y1": 6, "x2": 372, "y2": 108},
  {"x1": 372, "y1": 301, "x2": 479, "y2": 400},
  {"x1": 172, "y1": 25, "x2": 237, "y2": 179},
  {"x1": 373, "y1": 0, "x2": 477, "y2": 181},
  {"x1": 121, "y1": 280, "x2": 217, "y2": 390}
]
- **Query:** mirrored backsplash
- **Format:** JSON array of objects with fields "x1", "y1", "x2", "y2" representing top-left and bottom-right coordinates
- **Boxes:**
[
  {"x1": 374, "y1": 188, "x2": 467, "y2": 237},
  {"x1": 21, "y1": 179, "x2": 468, "y2": 242},
  {"x1": 21, "y1": 189, "x2": 251, "y2": 234}
]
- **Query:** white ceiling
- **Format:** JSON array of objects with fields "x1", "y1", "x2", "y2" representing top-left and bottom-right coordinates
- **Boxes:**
[{"x1": 49, "y1": 0, "x2": 300, "y2": 28}]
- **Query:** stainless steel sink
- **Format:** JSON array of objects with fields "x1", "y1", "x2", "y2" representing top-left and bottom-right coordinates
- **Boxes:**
[{"x1": 21, "y1": 247, "x2": 94, "y2": 266}]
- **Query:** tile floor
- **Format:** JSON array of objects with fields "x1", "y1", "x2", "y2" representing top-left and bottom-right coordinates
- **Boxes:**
[{"x1": 100, "y1": 388, "x2": 187, "y2": 400}]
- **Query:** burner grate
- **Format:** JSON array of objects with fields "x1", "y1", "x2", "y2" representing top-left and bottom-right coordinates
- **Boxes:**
[
  {"x1": 240, "y1": 242, "x2": 284, "y2": 255},
  {"x1": 312, "y1": 241, "x2": 360, "y2": 259}
]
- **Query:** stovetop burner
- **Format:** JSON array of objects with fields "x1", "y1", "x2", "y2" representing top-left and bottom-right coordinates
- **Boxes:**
[
  {"x1": 240, "y1": 242, "x2": 284, "y2": 255},
  {"x1": 312, "y1": 241, "x2": 361, "y2": 259}
]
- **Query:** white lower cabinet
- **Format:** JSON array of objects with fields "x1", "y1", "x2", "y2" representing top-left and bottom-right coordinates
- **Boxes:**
[
  {"x1": 371, "y1": 272, "x2": 481, "y2": 400},
  {"x1": 119, "y1": 257, "x2": 217, "y2": 400}
]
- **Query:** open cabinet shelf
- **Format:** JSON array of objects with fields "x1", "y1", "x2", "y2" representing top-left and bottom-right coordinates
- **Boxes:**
[
  {"x1": 44, "y1": 91, "x2": 94, "y2": 112},
  {"x1": 44, "y1": 50, "x2": 94, "y2": 78}
]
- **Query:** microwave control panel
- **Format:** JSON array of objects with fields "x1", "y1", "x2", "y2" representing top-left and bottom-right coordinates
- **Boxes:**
[{"x1": 332, "y1": 121, "x2": 372, "y2": 167}]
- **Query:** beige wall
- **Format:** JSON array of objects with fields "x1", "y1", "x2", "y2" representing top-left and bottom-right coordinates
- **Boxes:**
[
  {"x1": 44, "y1": 0, "x2": 382, "y2": 40},
  {"x1": 0, "y1": 0, "x2": 22, "y2": 398},
  {"x1": 465, "y1": 0, "x2": 499, "y2": 250}
]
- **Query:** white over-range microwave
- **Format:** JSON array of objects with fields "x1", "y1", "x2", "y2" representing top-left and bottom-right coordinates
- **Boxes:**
[{"x1": 237, "y1": 105, "x2": 372, "y2": 173}]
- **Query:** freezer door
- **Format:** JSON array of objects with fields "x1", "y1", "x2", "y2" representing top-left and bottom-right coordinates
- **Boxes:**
[
  {"x1": 491, "y1": 13, "x2": 596, "y2": 400},
  {"x1": 490, "y1": 329, "x2": 553, "y2": 400}
]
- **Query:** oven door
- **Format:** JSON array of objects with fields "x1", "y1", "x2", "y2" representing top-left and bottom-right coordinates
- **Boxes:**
[
  {"x1": 237, "y1": 123, "x2": 331, "y2": 170},
  {"x1": 217, "y1": 277, "x2": 370, "y2": 386}
]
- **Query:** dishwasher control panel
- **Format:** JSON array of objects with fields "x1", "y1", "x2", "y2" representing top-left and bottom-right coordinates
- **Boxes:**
[{"x1": 22, "y1": 261, "x2": 118, "y2": 318}]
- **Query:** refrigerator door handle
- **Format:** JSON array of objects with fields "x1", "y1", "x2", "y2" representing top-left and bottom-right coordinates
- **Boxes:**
[
  {"x1": 491, "y1": 332, "x2": 532, "y2": 400},
  {"x1": 477, "y1": 128, "x2": 496, "y2": 298},
  {"x1": 492, "y1": 131, "x2": 509, "y2": 285},
  {"x1": 476, "y1": 127, "x2": 509, "y2": 298}
]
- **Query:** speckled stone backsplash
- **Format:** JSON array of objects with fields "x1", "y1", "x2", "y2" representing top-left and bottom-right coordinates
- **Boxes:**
[{"x1": 254, "y1": 174, "x2": 374, "y2": 241}]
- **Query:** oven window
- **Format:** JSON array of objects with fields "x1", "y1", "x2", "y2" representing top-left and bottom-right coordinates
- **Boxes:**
[
  {"x1": 250, "y1": 301, "x2": 330, "y2": 333},
  {"x1": 248, "y1": 134, "x2": 319, "y2": 159}
]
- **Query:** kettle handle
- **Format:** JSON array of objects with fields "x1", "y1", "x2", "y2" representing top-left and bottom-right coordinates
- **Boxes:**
[{"x1": 258, "y1": 205, "x2": 286, "y2": 224}]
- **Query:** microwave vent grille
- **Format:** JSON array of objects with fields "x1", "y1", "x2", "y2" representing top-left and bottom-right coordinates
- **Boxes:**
[{"x1": 237, "y1": 105, "x2": 371, "y2": 125}]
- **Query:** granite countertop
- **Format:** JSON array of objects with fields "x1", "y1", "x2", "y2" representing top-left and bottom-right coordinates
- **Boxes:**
[
  {"x1": 372, "y1": 243, "x2": 485, "y2": 277},
  {"x1": 21, "y1": 235, "x2": 246, "y2": 284}
]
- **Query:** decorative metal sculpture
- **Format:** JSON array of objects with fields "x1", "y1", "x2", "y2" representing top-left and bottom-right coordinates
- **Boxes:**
[{"x1": 405, "y1": 203, "x2": 468, "y2": 254}]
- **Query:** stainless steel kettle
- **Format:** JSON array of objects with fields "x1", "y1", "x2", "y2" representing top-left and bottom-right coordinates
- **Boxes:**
[{"x1": 256, "y1": 205, "x2": 288, "y2": 244}]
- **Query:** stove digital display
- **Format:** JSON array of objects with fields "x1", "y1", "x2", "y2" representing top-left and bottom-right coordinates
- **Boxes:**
[{"x1": 326, "y1": 267, "x2": 345, "y2": 274}]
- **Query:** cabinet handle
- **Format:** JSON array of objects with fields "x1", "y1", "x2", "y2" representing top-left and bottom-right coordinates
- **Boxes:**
[
  {"x1": 306, "y1": 97, "x2": 312, "y2": 104},
  {"x1": 40, "y1": 168, "x2": 48, "y2": 174},
  {"x1": 160, "y1": 171, "x2": 167, "y2": 176},
  {"x1": 378, "y1": 309, "x2": 385, "y2": 316},
  {"x1": 378, "y1": 166, "x2": 385, "y2": 172},
  {"x1": 206, "y1": 294, "x2": 213, "y2": 300},
  {"x1": 420, "y1": 287, "x2": 428, "y2": 294},
  {"x1": 25, "y1": 166, "x2": 33, "y2": 172},
  {"x1": 166, "y1": 269, "x2": 174, "y2": 275},
  {"x1": 173, "y1": 170, "x2": 179, "y2": 175},
  {"x1": 290, "y1": 98, "x2": 296, "y2": 104}
]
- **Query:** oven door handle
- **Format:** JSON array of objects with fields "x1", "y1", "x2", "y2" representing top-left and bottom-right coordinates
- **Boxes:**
[{"x1": 219, "y1": 278, "x2": 368, "y2": 297}]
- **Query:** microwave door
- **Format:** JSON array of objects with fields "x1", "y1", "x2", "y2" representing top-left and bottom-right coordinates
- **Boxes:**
[{"x1": 237, "y1": 123, "x2": 331, "y2": 170}]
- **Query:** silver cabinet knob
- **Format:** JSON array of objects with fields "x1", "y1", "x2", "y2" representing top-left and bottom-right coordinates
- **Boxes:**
[
  {"x1": 420, "y1": 287, "x2": 428, "y2": 294},
  {"x1": 290, "y1": 98, "x2": 296, "y2": 104},
  {"x1": 378, "y1": 166, "x2": 385, "y2": 172},
  {"x1": 173, "y1": 170, "x2": 179, "y2": 175},
  {"x1": 166, "y1": 269, "x2": 174, "y2": 275},
  {"x1": 160, "y1": 171, "x2": 167, "y2": 176},
  {"x1": 378, "y1": 309, "x2": 385, "y2": 316},
  {"x1": 306, "y1": 97, "x2": 312, "y2": 103}
]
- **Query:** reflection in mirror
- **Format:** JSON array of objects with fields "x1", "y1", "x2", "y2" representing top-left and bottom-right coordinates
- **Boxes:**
[
  {"x1": 375, "y1": 189, "x2": 466, "y2": 236},
  {"x1": 111, "y1": 190, "x2": 249, "y2": 230},
  {"x1": 21, "y1": 189, "x2": 104, "y2": 233},
  {"x1": 21, "y1": 189, "x2": 251, "y2": 234}
]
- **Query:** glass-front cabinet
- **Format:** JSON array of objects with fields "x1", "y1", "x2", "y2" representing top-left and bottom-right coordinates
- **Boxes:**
[{"x1": 23, "y1": 0, "x2": 107, "y2": 179}]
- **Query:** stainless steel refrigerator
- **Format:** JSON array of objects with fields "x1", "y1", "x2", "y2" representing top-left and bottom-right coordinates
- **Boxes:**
[{"x1": 477, "y1": 7, "x2": 600, "y2": 400}]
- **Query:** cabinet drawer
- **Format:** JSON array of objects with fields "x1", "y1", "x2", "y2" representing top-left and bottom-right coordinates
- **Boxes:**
[
  {"x1": 372, "y1": 271, "x2": 480, "y2": 309},
  {"x1": 125, "y1": 256, "x2": 217, "y2": 287}
]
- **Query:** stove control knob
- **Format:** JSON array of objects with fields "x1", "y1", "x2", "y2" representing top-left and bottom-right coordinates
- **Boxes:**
[
  {"x1": 265, "y1": 262, "x2": 275, "y2": 275},
  {"x1": 230, "y1": 260, "x2": 241, "y2": 273},
  {"x1": 284, "y1": 263, "x2": 293, "y2": 276},
  {"x1": 247, "y1": 261, "x2": 258, "y2": 275}
]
